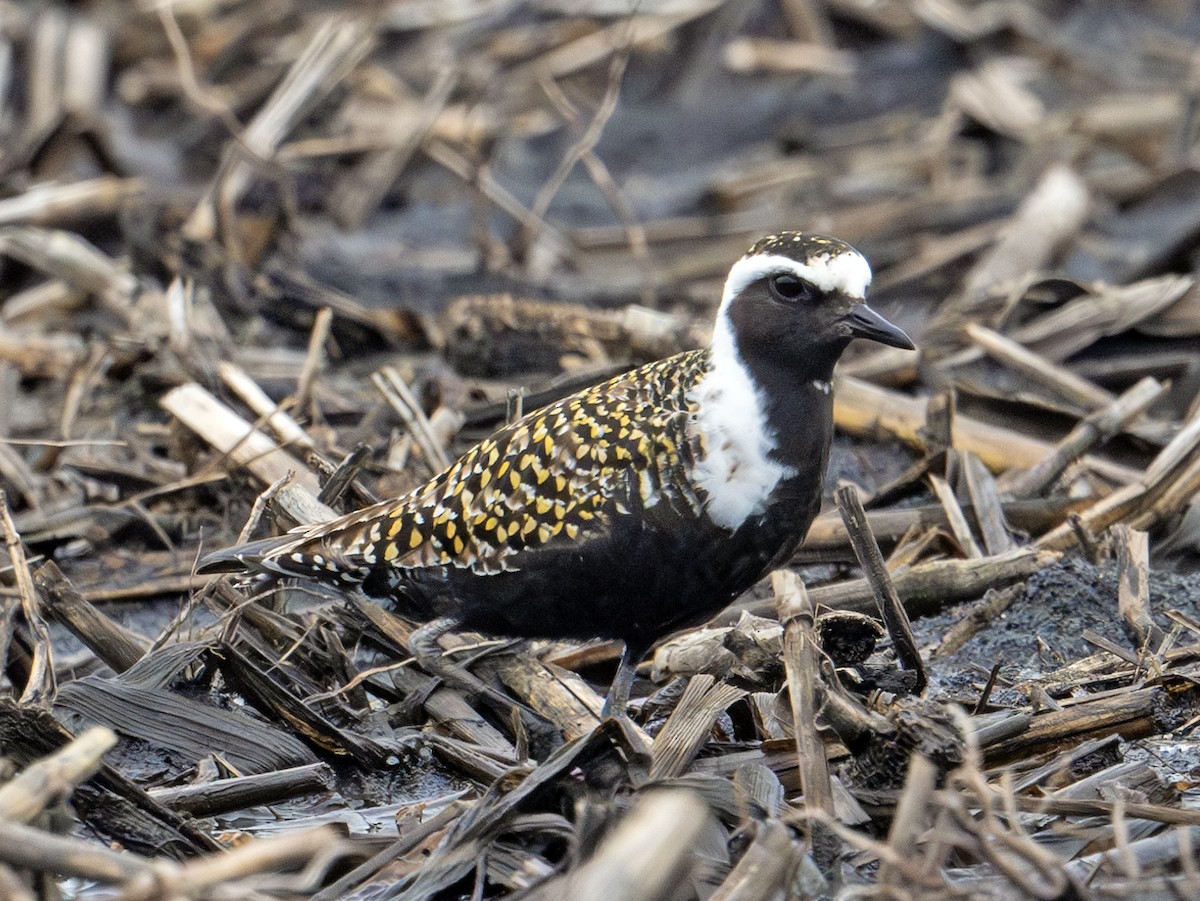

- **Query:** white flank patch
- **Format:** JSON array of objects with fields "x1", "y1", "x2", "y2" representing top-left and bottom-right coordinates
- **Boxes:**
[
  {"x1": 688, "y1": 316, "x2": 796, "y2": 530},
  {"x1": 721, "y1": 250, "x2": 871, "y2": 305}
]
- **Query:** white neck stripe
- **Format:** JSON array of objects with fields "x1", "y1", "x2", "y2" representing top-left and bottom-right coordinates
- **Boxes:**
[
  {"x1": 685, "y1": 243, "x2": 869, "y2": 530},
  {"x1": 721, "y1": 251, "x2": 871, "y2": 309}
]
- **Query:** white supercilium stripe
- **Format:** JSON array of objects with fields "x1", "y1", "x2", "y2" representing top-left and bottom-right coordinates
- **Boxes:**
[{"x1": 721, "y1": 251, "x2": 871, "y2": 305}]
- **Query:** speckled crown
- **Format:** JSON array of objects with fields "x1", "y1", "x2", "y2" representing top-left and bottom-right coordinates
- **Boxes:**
[{"x1": 745, "y1": 231, "x2": 858, "y2": 261}]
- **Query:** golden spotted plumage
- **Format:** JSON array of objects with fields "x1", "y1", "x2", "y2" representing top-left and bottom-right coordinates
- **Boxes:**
[
  {"x1": 748, "y1": 232, "x2": 849, "y2": 257},
  {"x1": 265, "y1": 350, "x2": 712, "y2": 580}
]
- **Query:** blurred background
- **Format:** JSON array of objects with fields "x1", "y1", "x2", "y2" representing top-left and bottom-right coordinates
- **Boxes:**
[{"x1": 5, "y1": 1, "x2": 1198, "y2": 364}]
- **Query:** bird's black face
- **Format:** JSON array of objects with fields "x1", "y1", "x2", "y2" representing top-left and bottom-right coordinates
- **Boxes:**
[{"x1": 720, "y1": 234, "x2": 913, "y2": 380}]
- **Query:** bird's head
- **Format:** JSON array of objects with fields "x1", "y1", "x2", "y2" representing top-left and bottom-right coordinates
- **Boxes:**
[{"x1": 715, "y1": 232, "x2": 914, "y2": 380}]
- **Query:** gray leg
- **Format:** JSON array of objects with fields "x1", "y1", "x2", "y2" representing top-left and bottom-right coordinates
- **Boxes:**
[
  {"x1": 406, "y1": 617, "x2": 516, "y2": 710},
  {"x1": 407, "y1": 616, "x2": 460, "y2": 661},
  {"x1": 601, "y1": 644, "x2": 638, "y2": 720}
]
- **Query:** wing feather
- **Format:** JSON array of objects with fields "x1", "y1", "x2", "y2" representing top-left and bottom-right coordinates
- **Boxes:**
[{"x1": 216, "y1": 350, "x2": 711, "y2": 582}]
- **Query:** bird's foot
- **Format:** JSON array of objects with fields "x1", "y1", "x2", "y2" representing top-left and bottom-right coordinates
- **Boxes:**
[{"x1": 406, "y1": 617, "x2": 520, "y2": 713}]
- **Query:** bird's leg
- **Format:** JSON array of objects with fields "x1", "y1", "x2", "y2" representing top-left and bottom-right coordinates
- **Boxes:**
[
  {"x1": 601, "y1": 643, "x2": 639, "y2": 720},
  {"x1": 407, "y1": 616, "x2": 461, "y2": 662},
  {"x1": 406, "y1": 617, "x2": 517, "y2": 711}
]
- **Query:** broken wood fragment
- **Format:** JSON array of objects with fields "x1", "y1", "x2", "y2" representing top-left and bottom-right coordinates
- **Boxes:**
[
  {"x1": 773, "y1": 570, "x2": 833, "y2": 817},
  {"x1": 835, "y1": 485, "x2": 926, "y2": 692}
]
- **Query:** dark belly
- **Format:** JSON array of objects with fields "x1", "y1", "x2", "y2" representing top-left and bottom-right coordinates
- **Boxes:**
[{"x1": 375, "y1": 489, "x2": 820, "y2": 655}]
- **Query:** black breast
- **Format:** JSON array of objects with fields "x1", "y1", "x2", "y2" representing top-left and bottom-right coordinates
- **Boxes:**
[{"x1": 377, "y1": 455, "x2": 828, "y2": 658}]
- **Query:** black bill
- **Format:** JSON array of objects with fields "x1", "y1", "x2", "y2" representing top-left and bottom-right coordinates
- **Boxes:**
[{"x1": 844, "y1": 304, "x2": 916, "y2": 350}]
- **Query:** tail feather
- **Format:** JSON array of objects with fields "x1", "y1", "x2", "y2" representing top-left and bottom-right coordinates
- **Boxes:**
[
  {"x1": 196, "y1": 536, "x2": 296, "y2": 575},
  {"x1": 198, "y1": 534, "x2": 373, "y2": 587}
]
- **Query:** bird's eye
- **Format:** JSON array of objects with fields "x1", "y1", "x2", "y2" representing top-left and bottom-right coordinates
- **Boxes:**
[{"x1": 769, "y1": 273, "x2": 814, "y2": 303}]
